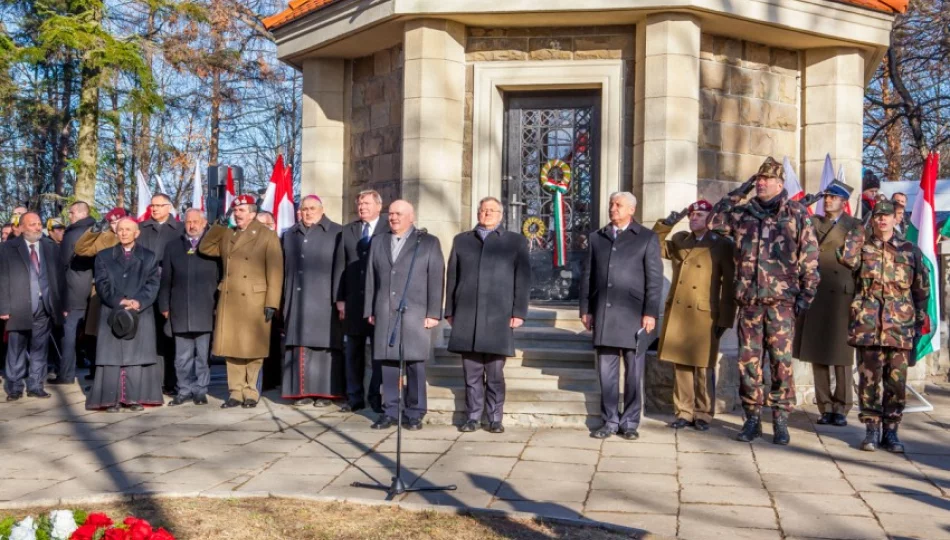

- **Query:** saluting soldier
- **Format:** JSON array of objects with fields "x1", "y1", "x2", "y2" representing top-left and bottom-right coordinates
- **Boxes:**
[
  {"x1": 653, "y1": 200, "x2": 736, "y2": 431},
  {"x1": 709, "y1": 157, "x2": 820, "y2": 445},
  {"x1": 445, "y1": 196, "x2": 530, "y2": 435},
  {"x1": 199, "y1": 195, "x2": 284, "y2": 409},
  {"x1": 794, "y1": 180, "x2": 861, "y2": 427},
  {"x1": 837, "y1": 200, "x2": 930, "y2": 453}
]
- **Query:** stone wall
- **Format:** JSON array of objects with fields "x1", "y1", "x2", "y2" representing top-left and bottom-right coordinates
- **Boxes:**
[
  {"x1": 347, "y1": 44, "x2": 403, "y2": 220},
  {"x1": 698, "y1": 34, "x2": 800, "y2": 203},
  {"x1": 462, "y1": 26, "x2": 636, "y2": 229}
]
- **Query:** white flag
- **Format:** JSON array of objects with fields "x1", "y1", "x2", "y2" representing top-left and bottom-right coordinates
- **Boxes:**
[
  {"x1": 192, "y1": 160, "x2": 204, "y2": 211},
  {"x1": 135, "y1": 170, "x2": 153, "y2": 222},
  {"x1": 815, "y1": 154, "x2": 836, "y2": 216}
]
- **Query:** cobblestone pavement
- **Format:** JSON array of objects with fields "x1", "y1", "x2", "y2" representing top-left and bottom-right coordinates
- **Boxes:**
[{"x1": 1, "y1": 370, "x2": 949, "y2": 539}]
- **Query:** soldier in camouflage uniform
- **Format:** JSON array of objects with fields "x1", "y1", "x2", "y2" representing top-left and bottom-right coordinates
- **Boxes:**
[
  {"x1": 709, "y1": 156, "x2": 820, "y2": 445},
  {"x1": 837, "y1": 200, "x2": 930, "y2": 453}
]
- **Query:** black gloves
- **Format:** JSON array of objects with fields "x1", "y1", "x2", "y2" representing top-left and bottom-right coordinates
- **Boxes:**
[
  {"x1": 728, "y1": 176, "x2": 757, "y2": 199},
  {"x1": 264, "y1": 307, "x2": 276, "y2": 323},
  {"x1": 661, "y1": 207, "x2": 690, "y2": 227},
  {"x1": 92, "y1": 218, "x2": 110, "y2": 233},
  {"x1": 216, "y1": 207, "x2": 234, "y2": 226},
  {"x1": 800, "y1": 193, "x2": 822, "y2": 207},
  {"x1": 715, "y1": 326, "x2": 728, "y2": 339}
]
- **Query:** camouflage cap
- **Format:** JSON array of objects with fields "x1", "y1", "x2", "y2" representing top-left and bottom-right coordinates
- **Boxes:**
[
  {"x1": 873, "y1": 200, "x2": 896, "y2": 216},
  {"x1": 756, "y1": 157, "x2": 785, "y2": 181}
]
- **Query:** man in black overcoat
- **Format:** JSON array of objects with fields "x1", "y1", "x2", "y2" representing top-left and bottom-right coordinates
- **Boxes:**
[
  {"x1": 581, "y1": 192, "x2": 663, "y2": 440},
  {"x1": 139, "y1": 193, "x2": 185, "y2": 395},
  {"x1": 445, "y1": 196, "x2": 529, "y2": 434},
  {"x1": 0, "y1": 212, "x2": 64, "y2": 400},
  {"x1": 52, "y1": 201, "x2": 97, "y2": 385},
  {"x1": 364, "y1": 200, "x2": 444, "y2": 431},
  {"x1": 336, "y1": 190, "x2": 389, "y2": 413},
  {"x1": 159, "y1": 209, "x2": 220, "y2": 406}
]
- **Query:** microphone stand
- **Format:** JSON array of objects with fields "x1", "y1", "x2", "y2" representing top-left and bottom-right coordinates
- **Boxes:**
[{"x1": 353, "y1": 229, "x2": 456, "y2": 500}]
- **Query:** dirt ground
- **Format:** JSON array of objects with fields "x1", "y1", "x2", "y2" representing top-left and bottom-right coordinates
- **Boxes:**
[{"x1": 0, "y1": 498, "x2": 641, "y2": 539}]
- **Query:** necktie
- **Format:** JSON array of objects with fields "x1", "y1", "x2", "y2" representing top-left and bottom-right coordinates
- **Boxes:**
[
  {"x1": 29, "y1": 244, "x2": 39, "y2": 273},
  {"x1": 613, "y1": 227, "x2": 618, "y2": 240},
  {"x1": 359, "y1": 222, "x2": 370, "y2": 247}
]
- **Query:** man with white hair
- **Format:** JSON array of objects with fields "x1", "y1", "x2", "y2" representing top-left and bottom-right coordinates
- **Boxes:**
[{"x1": 582, "y1": 192, "x2": 663, "y2": 440}]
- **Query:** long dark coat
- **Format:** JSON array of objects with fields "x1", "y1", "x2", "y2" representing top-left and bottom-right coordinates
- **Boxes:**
[
  {"x1": 94, "y1": 244, "x2": 161, "y2": 366},
  {"x1": 158, "y1": 232, "x2": 221, "y2": 334},
  {"x1": 336, "y1": 218, "x2": 390, "y2": 336},
  {"x1": 199, "y1": 220, "x2": 283, "y2": 359},
  {"x1": 282, "y1": 216, "x2": 344, "y2": 350},
  {"x1": 580, "y1": 222, "x2": 663, "y2": 349},
  {"x1": 61, "y1": 216, "x2": 96, "y2": 310},
  {"x1": 364, "y1": 227, "x2": 444, "y2": 362},
  {"x1": 0, "y1": 236, "x2": 65, "y2": 331},
  {"x1": 137, "y1": 218, "x2": 184, "y2": 265},
  {"x1": 794, "y1": 214, "x2": 862, "y2": 366},
  {"x1": 444, "y1": 228, "x2": 530, "y2": 357}
]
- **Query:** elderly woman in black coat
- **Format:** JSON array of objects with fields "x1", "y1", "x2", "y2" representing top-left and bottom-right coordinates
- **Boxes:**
[{"x1": 85, "y1": 218, "x2": 163, "y2": 412}]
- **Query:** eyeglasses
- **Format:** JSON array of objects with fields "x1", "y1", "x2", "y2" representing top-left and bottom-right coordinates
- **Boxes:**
[{"x1": 478, "y1": 209, "x2": 502, "y2": 215}]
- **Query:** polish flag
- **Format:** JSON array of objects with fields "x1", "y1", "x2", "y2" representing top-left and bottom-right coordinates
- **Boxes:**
[
  {"x1": 260, "y1": 154, "x2": 284, "y2": 214},
  {"x1": 136, "y1": 170, "x2": 153, "y2": 222},
  {"x1": 274, "y1": 162, "x2": 295, "y2": 237},
  {"x1": 782, "y1": 156, "x2": 810, "y2": 213}
]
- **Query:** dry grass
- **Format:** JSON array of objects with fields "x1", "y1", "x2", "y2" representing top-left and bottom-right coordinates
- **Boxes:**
[{"x1": 0, "y1": 498, "x2": 642, "y2": 539}]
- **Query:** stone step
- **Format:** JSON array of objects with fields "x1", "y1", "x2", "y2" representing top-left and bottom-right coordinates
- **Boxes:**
[
  {"x1": 443, "y1": 325, "x2": 591, "y2": 341},
  {"x1": 427, "y1": 397, "x2": 598, "y2": 416},
  {"x1": 432, "y1": 347, "x2": 595, "y2": 368},
  {"x1": 426, "y1": 384, "x2": 600, "y2": 403},
  {"x1": 426, "y1": 373, "x2": 599, "y2": 392},
  {"x1": 427, "y1": 364, "x2": 598, "y2": 382},
  {"x1": 522, "y1": 306, "x2": 585, "y2": 330}
]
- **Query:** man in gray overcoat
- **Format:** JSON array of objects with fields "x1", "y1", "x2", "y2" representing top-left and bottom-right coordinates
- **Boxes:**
[
  {"x1": 281, "y1": 195, "x2": 345, "y2": 407},
  {"x1": 364, "y1": 200, "x2": 444, "y2": 431},
  {"x1": 794, "y1": 179, "x2": 861, "y2": 426},
  {"x1": 581, "y1": 192, "x2": 663, "y2": 440},
  {"x1": 445, "y1": 196, "x2": 530, "y2": 434}
]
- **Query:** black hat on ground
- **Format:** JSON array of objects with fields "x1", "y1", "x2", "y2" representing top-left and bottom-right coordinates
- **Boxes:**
[{"x1": 109, "y1": 308, "x2": 139, "y2": 340}]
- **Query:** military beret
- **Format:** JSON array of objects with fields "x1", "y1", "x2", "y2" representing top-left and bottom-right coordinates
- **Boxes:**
[
  {"x1": 823, "y1": 180, "x2": 854, "y2": 199},
  {"x1": 756, "y1": 157, "x2": 785, "y2": 182},
  {"x1": 873, "y1": 200, "x2": 896, "y2": 216},
  {"x1": 232, "y1": 194, "x2": 256, "y2": 208},
  {"x1": 688, "y1": 200, "x2": 712, "y2": 213}
]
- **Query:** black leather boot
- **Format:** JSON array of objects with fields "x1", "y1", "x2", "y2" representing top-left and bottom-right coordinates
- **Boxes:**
[
  {"x1": 880, "y1": 425, "x2": 905, "y2": 453},
  {"x1": 860, "y1": 423, "x2": 880, "y2": 452},
  {"x1": 736, "y1": 415, "x2": 762, "y2": 442},
  {"x1": 772, "y1": 416, "x2": 790, "y2": 446}
]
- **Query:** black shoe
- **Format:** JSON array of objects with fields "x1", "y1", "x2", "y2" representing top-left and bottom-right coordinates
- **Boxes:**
[
  {"x1": 459, "y1": 419, "x2": 479, "y2": 433},
  {"x1": 314, "y1": 398, "x2": 332, "y2": 407},
  {"x1": 340, "y1": 403, "x2": 363, "y2": 413},
  {"x1": 817, "y1": 412, "x2": 834, "y2": 425},
  {"x1": 371, "y1": 415, "x2": 397, "y2": 430},
  {"x1": 489, "y1": 421, "x2": 505, "y2": 434},
  {"x1": 693, "y1": 419, "x2": 710, "y2": 431},
  {"x1": 881, "y1": 426, "x2": 905, "y2": 453},
  {"x1": 27, "y1": 390, "x2": 51, "y2": 399},
  {"x1": 773, "y1": 416, "x2": 790, "y2": 446},
  {"x1": 106, "y1": 404, "x2": 121, "y2": 413},
  {"x1": 168, "y1": 395, "x2": 191, "y2": 406},
  {"x1": 736, "y1": 415, "x2": 762, "y2": 442},
  {"x1": 591, "y1": 426, "x2": 614, "y2": 439},
  {"x1": 193, "y1": 395, "x2": 208, "y2": 405},
  {"x1": 369, "y1": 398, "x2": 383, "y2": 415},
  {"x1": 127, "y1": 403, "x2": 144, "y2": 412},
  {"x1": 242, "y1": 399, "x2": 258, "y2": 409},
  {"x1": 294, "y1": 398, "x2": 314, "y2": 407},
  {"x1": 669, "y1": 418, "x2": 691, "y2": 429},
  {"x1": 861, "y1": 423, "x2": 880, "y2": 452},
  {"x1": 6, "y1": 393, "x2": 22, "y2": 402},
  {"x1": 221, "y1": 398, "x2": 243, "y2": 409},
  {"x1": 832, "y1": 413, "x2": 848, "y2": 427},
  {"x1": 405, "y1": 418, "x2": 423, "y2": 431},
  {"x1": 619, "y1": 429, "x2": 640, "y2": 441}
]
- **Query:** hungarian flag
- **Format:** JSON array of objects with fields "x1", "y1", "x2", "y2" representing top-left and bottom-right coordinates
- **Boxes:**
[
  {"x1": 261, "y1": 155, "x2": 296, "y2": 237},
  {"x1": 260, "y1": 154, "x2": 284, "y2": 214},
  {"x1": 225, "y1": 166, "x2": 236, "y2": 210},
  {"x1": 905, "y1": 151, "x2": 941, "y2": 362},
  {"x1": 135, "y1": 170, "x2": 153, "y2": 222},
  {"x1": 192, "y1": 159, "x2": 204, "y2": 211}
]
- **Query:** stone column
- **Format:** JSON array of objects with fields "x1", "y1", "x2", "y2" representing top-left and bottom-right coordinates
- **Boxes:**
[
  {"x1": 401, "y1": 19, "x2": 466, "y2": 252},
  {"x1": 803, "y1": 48, "x2": 865, "y2": 210},
  {"x1": 301, "y1": 58, "x2": 346, "y2": 222},
  {"x1": 634, "y1": 13, "x2": 701, "y2": 225}
]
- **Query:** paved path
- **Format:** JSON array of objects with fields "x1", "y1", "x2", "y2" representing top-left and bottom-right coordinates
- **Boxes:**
[{"x1": 1, "y1": 370, "x2": 949, "y2": 539}]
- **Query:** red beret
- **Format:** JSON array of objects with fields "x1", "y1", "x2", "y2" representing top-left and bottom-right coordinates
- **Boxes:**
[
  {"x1": 232, "y1": 194, "x2": 256, "y2": 208},
  {"x1": 688, "y1": 200, "x2": 712, "y2": 213},
  {"x1": 105, "y1": 208, "x2": 128, "y2": 221}
]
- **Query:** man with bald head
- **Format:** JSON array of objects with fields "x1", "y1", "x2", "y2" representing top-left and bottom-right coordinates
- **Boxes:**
[
  {"x1": 364, "y1": 200, "x2": 444, "y2": 430},
  {"x1": 0, "y1": 212, "x2": 64, "y2": 400}
]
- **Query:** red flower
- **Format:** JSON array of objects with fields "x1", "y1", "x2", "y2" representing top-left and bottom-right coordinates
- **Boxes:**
[
  {"x1": 124, "y1": 517, "x2": 154, "y2": 540},
  {"x1": 70, "y1": 524, "x2": 100, "y2": 540},
  {"x1": 104, "y1": 528, "x2": 130, "y2": 540},
  {"x1": 148, "y1": 528, "x2": 175, "y2": 540},
  {"x1": 84, "y1": 513, "x2": 114, "y2": 529}
]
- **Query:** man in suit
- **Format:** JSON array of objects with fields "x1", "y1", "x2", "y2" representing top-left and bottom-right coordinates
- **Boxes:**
[
  {"x1": 159, "y1": 209, "x2": 220, "y2": 406},
  {"x1": 336, "y1": 190, "x2": 389, "y2": 413},
  {"x1": 794, "y1": 180, "x2": 861, "y2": 427},
  {"x1": 582, "y1": 192, "x2": 663, "y2": 440},
  {"x1": 139, "y1": 193, "x2": 185, "y2": 395},
  {"x1": 364, "y1": 200, "x2": 444, "y2": 430},
  {"x1": 445, "y1": 196, "x2": 530, "y2": 434},
  {"x1": 0, "y1": 212, "x2": 64, "y2": 400},
  {"x1": 199, "y1": 195, "x2": 283, "y2": 409},
  {"x1": 653, "y1": 200, "x2": 736, "y2": 431},
  {"x1": 52, "y1": 201, "x2": 97, "y2": 386}
]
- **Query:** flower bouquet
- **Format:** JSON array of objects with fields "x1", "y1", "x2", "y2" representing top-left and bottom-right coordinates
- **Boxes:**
[{"x1": 0, "y1": 510, "x2": 174, "y2": 540}]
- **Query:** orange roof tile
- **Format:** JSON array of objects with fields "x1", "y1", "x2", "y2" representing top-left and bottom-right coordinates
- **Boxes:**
[{"x1": 263, "y1": 0, "x2": 908, "y2": 32}]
